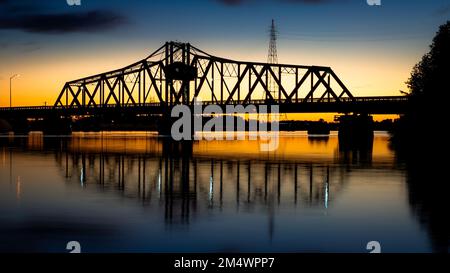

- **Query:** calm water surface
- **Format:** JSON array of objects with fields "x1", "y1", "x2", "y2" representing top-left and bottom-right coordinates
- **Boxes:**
[{"x1": 0, "y1": 131, "x2": 445, "y2": 252}]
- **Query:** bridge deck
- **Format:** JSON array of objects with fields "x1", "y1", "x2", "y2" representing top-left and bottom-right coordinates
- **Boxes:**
[{"x1": 0, "y1": 96, "x2": 409, "y2": 117}]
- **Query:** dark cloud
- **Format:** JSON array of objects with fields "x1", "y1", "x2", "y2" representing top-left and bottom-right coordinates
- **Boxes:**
[
  {"x1": 218, "y1": 0, "x2": 248, "y2": 5},
  {"x1": 0, "y1": 0, "x2": 127, "y2": 34},
  {"x1": 0, "y1": 10, "x2": 127, "y2": 33}
]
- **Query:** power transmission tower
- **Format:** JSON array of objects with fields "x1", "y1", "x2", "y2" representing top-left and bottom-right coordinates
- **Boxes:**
[{"x1": 267, "y1": 19, "x2": 278, "y2": 101}]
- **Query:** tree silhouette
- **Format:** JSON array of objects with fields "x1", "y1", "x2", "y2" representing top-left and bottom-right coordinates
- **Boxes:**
[
  {"x1": 394, "y1": 21, "x2": 450, "y2": 142},
  {"x1": 394, "y1": 21, "x2": 450, "y2": 253},
  {"x1": 406, "y1": 21, "x2": 450, "y2": 118}
]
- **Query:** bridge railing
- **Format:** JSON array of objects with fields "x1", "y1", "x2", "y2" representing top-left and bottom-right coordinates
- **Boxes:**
[
  {"x1": 0, "y1": 106, "x2": 55, "y2": 111},
  {"x1": 0, "y1": 103, "x2": 163, "y2": 112},
  {"x1": 198, "y1": 96, "x2": 409, "y2": 105}
]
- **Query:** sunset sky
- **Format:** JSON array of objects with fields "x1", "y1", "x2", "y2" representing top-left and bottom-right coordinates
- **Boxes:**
[{"x1": 0, "y1": 0, "x2": 449, "y2": 120}]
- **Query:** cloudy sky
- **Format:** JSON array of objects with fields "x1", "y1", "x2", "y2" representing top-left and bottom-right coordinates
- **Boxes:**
[{"x1": 0, "y1": 0, "x2": 449, "y2": 109}]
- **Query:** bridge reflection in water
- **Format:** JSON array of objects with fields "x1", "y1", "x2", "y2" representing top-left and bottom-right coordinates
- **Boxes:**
[
  {"x1": 21, "y1": 132, "x2": 383, "y2": 226},
  {"x1": 10, "y1": 131, "x2": 443, "y2": 253}
]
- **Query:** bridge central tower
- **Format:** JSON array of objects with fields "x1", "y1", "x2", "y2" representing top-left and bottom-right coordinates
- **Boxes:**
[{"x1": 164, "y1": 42, "x2": 197, "y2": 106}]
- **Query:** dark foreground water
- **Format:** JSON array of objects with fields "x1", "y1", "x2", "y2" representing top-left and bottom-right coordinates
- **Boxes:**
[{"x1": 0, "y1": 132, "x2": 447, "y2": 253}]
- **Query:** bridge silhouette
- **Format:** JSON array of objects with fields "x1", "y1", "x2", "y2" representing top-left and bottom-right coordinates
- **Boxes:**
[{"x1": 0, "y1": 42, "x2": 409, "y2": 133}]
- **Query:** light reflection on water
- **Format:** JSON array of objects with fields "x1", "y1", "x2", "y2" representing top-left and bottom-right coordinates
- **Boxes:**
[{"x1": 0, "y1": 132, "x2": 443, "y2": 252}]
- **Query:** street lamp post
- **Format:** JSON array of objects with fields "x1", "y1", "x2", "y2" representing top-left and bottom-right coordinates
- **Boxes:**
[{"x1": 10, "y1": 74, "x2": 19, "y2": 109}]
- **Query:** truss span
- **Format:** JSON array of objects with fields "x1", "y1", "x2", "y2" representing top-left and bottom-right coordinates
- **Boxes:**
[{"x1": 54, "y1": 41, "x2": 355, "y2": 109}]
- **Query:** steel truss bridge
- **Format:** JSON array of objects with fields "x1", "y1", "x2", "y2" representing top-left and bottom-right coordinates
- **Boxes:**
[{"x1": 0, "y1": 41, "x2": 409, "y2": 120}]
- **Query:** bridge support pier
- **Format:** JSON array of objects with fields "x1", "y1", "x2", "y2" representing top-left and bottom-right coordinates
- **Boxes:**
[
  {"x1": 338, "y1": 114, "x2": 374, "y2": 150},
  {"x1": 157, "y1": 110, "x2": 174, "y2": 137},
  {"x1": 41, "y1": 116, "x2": 72, "y2": 135}
]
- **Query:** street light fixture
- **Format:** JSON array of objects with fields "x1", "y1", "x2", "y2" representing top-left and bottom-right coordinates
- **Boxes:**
[{"x1": 10, "y1": 74, "x2": 20, "y2": 109}]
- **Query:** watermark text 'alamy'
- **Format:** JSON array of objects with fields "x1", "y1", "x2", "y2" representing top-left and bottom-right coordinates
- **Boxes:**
[{"x1": 171, "y1": 98, "x2": 279, "y2": 152}]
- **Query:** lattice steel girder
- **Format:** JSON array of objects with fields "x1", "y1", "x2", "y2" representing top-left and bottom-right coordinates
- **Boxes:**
[{"x1": 54, "y1": 41, "x2": 355, "y2": 109}]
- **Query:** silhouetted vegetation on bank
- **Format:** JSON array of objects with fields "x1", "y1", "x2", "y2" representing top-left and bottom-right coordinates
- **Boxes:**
[
  {"x1": 392, "y1": 21, "x2": 450, "y2": 154},
  {"x1": 391, "y1": 21, "x2": 449, "y2": 253}
]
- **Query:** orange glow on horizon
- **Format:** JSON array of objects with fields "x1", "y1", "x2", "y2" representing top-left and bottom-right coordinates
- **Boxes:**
[{"x1": 59, "y1": 131, "x2": 394, "y2": 164}]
